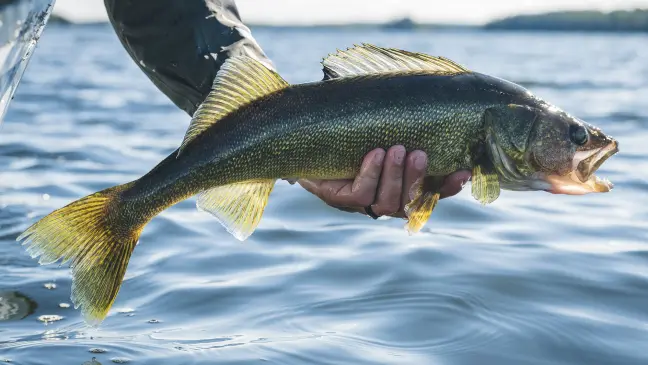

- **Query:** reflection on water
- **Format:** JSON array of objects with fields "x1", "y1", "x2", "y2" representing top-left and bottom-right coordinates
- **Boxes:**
[
  {"x1": 0, "y1": 291, "x2": 37, "y2": 321},
  {"x1": 0, "y1": 24, "x2": 647, "y2": 365}
]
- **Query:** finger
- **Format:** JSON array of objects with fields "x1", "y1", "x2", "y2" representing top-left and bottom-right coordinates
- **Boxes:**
[
  {"x1": 400, "y1": 150, "x2": 428, "y2": 215},
  {"x1": 345, "y1": 148, "x2": 385, "y2": 207},
  {"x1": 298, "y1": 179, "x2": 364, "y2": 214},
  {"x1": 439, "y1": 170, "x2": 472, "y2": 199},
  {"x1": 371, "y1": 145, "x2": 406, "y2": 216},
  {"x1": 298, "y1": 178, "x2": 350, "y2": 207},
  {"x1": 299, "y1": 149, "x2": 385, "y2": 208},
  {"x1": 350, "y1": 148, "x2": 385, "y2": 193}
]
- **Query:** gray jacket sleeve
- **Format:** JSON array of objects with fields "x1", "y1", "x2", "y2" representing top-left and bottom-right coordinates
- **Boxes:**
[{"x1": 103, "y1": 0, "x2": 274, "y2": 116}]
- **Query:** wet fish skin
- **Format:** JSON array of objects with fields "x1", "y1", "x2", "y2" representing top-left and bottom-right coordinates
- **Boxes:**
[
  {"x1": 141, "y1": 72, "x2": 533, "y2": 190},
  {"x1": 16, "y1": 44, "x2": 617, "y2": 325},
  {"x1": 120, "y1": 72, "x2": 523, "y2": 231}
]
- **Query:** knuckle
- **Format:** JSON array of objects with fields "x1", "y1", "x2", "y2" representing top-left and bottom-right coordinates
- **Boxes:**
[
  {"x1": 386, "y1": 163, "x2": 406, "y2": 180},
  {"x1": 374, "y1": 202, "x2": 400, "y2": 216},
  {"x1": 352, "y1": 192, "x2": 375, "y2": 207},
  {"x1": 321, "y1": 188, "x2": 340, "y2": 205},
  {"x1": 361, "y1": 165, "x2": 383, "y2": 182},
  {"x1": 364, "y1": 167, "x2": 382, "y2": 181}
]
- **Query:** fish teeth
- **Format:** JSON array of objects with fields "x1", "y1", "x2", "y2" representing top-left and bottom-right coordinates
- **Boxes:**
[{"x1": 594, "y1": 175, "x2": 614, "y2": 190}]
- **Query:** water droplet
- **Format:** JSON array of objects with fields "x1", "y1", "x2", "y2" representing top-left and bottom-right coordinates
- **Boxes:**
[
  {"x1": 59, "y1": 303, "x2": 70, "y2": 308},
  {"x1": 43, "y1": 282, "x2": 56, "y2": 289},
  {"x1": 89, "y1": 348, "x2": 107, "y2": 354},
  {"x1": 1, "y1": 359, "x2": 11, "y2": 363},
  {"x1": 82, "y1": 358, "x2": 102, "y2": 365},
  {"x1": 110, "y1": 358, "x2": 130, "y2": 364},
  {"x1": 148, "y1": 319, "x2": 160, "y2": 324},
  {"x1": 38, "y1": 315, "x2": 64, "y2": 324},
  {"x1": 116, "y1": 308, "x2": 134, "y2": 314},
  {"x1": 42, "y1": 194, "x2": 50, "y2": 201}
]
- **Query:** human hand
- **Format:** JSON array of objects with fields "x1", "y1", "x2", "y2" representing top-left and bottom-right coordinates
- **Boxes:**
[{"x1": 298, "y1": 146, "x2": 472, "y2": 219}]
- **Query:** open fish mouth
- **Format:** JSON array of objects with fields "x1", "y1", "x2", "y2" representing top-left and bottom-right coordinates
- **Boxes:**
[{"x1": 545, "y1": 140, "x2": 619, "y2": 195}]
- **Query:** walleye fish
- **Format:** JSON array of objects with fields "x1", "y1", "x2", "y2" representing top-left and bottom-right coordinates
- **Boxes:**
[{"x1": 17, "y1": 44, "x2": 618, "y2": 324}]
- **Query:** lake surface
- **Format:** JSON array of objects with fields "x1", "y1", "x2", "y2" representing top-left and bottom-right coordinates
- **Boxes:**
[{"x1": 1, "y1": 24, "x2": 647, "y2": 365}]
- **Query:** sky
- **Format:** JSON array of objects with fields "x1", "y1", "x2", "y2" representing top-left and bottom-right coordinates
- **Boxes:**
[{"x1": 54, "y1": 0, "x2": 648, "y2": 25}]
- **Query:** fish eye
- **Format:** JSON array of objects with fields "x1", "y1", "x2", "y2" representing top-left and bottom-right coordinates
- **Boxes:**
[{"x1": 569, "y1": 125, "x2": 589, "y2": 146}]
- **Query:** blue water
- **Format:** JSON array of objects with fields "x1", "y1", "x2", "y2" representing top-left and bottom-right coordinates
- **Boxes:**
[{"x1": 1, "y1": 24, "x2": 647, "y2": 365}]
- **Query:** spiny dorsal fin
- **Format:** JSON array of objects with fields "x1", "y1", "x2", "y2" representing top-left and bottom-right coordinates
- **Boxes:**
[
  {"x1": 321, "y1": 43, "x2": 470, "y2": 80},
  {"x1": 178, "y1": 56, "x2": 289, "y2": 155}
]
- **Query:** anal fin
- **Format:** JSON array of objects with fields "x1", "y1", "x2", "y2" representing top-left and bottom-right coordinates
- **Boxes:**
[
  {"x1": 404, "y1": 177, "x2": 444, "y2": 235},
  {"x1": 197, "y1": 179, "x2": 276, "y2": 241}
]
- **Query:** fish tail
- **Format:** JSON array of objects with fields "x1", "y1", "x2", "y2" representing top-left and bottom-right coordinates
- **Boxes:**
[{"x1": 17, "y1": 182, "x2": 149, "y2": 325}]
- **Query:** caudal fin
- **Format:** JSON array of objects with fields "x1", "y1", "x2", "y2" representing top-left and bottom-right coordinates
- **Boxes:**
[{"x1": 17, "y1": 183, "x2": 145, "y2": 325}]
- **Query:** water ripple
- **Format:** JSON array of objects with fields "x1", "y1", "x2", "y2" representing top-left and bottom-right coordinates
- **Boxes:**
[{"x1": 1, "y1": 25, "x2": 647, "y2": 365}]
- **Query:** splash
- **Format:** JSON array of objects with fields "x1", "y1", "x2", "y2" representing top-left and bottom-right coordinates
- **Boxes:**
[{"x1": 0, "y1": 0, "x2": 56, "y2": 124}]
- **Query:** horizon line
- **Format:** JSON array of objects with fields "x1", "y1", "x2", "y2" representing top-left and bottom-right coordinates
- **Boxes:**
[{"x1": 51, "y1": 6, "x2": 648, "y2": 26}]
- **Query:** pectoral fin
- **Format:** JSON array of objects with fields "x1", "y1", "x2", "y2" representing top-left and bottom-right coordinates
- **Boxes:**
[
  {"x1": 472, "y1": 159, "x2": 500, "y2": 205},
  {"x1": 404, "y1": 177, "x2": 444, "y2": 235},
  {"x1": 196, "y1": 179, "x2": 276, "y2": 241}
]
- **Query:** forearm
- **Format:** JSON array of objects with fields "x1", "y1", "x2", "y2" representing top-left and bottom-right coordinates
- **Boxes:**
[{"x1": 103, "y1": 0, "x2": 272, "y2": 116}]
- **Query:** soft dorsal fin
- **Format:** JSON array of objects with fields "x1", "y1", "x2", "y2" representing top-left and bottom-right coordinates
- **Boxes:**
[
  {"x1": 321, "y1": 43, "x2": 470, "y2": 80},
  {"x1": 178, "y1": 56, "x2": 289, "y2": 154}
]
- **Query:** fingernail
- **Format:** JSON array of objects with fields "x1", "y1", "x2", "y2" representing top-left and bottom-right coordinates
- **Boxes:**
[
  {"x1": 459, "y1": 177, "x2": 470, "y2": 189},
  {"x1": 374, "y1": 150, "x2": 386, "y2": 165},
  {"x1": 414, "y1": 154, "x2": 427, "y2": 170},
  {"x1": 394, "y1": 147, "x2": 406, "y2": 165}
]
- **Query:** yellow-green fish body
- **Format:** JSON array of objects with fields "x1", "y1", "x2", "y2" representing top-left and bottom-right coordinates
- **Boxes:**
[
  {"x1": 131, "y1": 72, "x2": 523, "y2": 200},
  {"x1": 17, "y1": 44, "x2": 618, "y2": 324}
]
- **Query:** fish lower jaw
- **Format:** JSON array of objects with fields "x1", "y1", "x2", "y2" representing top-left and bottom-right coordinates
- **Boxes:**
[{"x1": 544, "y1": 171, "x2": 613, "y2": 195}]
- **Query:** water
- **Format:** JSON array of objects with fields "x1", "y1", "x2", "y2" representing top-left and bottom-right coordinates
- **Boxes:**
[{"x1": 1, "y1": 24, "x2": 647, "y2": 364}]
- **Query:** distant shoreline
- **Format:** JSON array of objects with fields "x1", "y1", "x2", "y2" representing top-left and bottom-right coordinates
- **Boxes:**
[
  {"x1": 50, "y1": 9, "x2": 648, "y2": 33},
  {"x1": 485, "y1": 9, "x2": 648, "y2": 33}
]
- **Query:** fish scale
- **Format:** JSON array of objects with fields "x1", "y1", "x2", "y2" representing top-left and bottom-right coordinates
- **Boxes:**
[
  {"x1": 16, "y1": 44, "x2": 618, "y2": 325},
  {"x1": 185, "y1": 73, "x2": 519, "y2": 184}
]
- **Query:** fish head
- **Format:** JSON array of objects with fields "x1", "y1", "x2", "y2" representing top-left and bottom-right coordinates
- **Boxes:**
[{"x1": 484, "y1": 104, "x2": 618, "y2": 195}]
